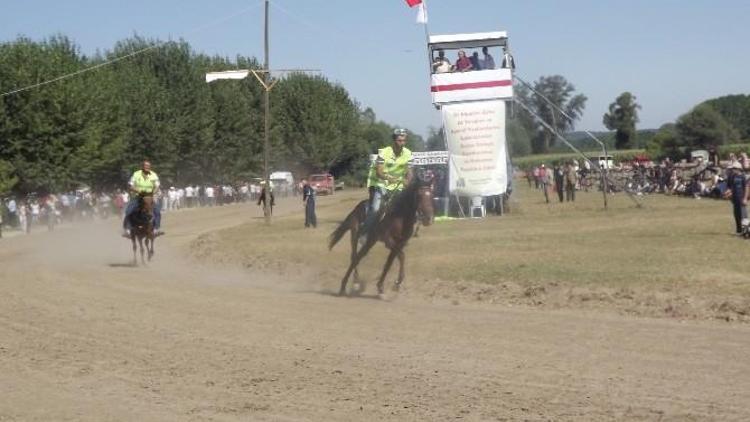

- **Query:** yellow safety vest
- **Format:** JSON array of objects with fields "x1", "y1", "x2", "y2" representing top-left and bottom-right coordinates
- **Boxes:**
[
  {"x1": 130, "y1": 170, "x2": 159, "y2": 193},
  {"x1": 367, "y1": 146, "x2": 412, "y2": 191}
]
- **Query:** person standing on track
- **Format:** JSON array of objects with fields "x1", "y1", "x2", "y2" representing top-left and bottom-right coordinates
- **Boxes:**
[{"x1": 302, "y1": 179, "x2": 317, "y2": 228}]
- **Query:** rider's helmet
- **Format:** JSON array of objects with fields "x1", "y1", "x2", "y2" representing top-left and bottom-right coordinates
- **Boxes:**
[{"x1": 392, "y1": 128, "x2": 407, "y2": 138}]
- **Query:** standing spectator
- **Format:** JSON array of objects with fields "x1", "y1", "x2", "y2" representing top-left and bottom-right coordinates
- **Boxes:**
[
  {"x1": 167, "y1": 187, "x2": 178, "y2": 211},
  {"x1": 30, "y1": 200, "x2": 40, "y2": 224},
  {"x1": 205, "y1": 185, "x2": 215, "y2": 207},
  {"x1": 7, "y1": 197, "x2": 17, "y2": 228},
  {"x1": 553, "y1": 164, "x2": 564, "y2": 203},
  {"x1": 725, "y1": 162, "x2": 748, "y2": 235},
  {"x1": 223, "y1": 185, "x2": 234, "y2": 204},
  {"x1": 302, "y1": 179, "x2": 317, "y2": 228},
  {"x1": 470, "y1": 52, "x2": 482, "y2": 71},
  {"x1": 501, "y1": 46, "x2": 516, "y2": 70},
  {"x1": 215, "y1": 184, "x2": 224, "y2": 206},
  {"x1": 114, "y1": 189, "x2": 125, "y2": 217},
  {"x1": 19, "y1": 201, "x2": 29, "y2": 234},
  {"x1": 239, "y1": 183, "x2": 249, "y2": 203},
  {"x1": 196, "y1": 185, "x2": 203, "y2": 207},
  {"x1": 481, "y1": 46, "x2": 495, "y2": 70},
  {"x1": 540, "y1": 164, "x2": 551, "y2": 203},
  {"x1": 565, "y1": 162, "x2": 578, "y2": 202},
  {"x1": 257, "y1": 181, "x2": 274, "y2": 215},
  {"x1": 185, "y1": 185, "x2": 194, "y2": 208}
]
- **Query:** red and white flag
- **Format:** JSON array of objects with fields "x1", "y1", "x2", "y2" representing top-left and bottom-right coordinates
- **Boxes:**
[
  {"x1": 405, "y1": 0, "x2": 422, "y2": 7},
  {"x1": 415, "y1": 3, "x2": 428, "y2": 24}
]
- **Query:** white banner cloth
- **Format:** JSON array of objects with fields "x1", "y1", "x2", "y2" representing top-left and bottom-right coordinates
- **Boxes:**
[{"x1": 444, "y1": 100, "x2": 507, "y2": 196}]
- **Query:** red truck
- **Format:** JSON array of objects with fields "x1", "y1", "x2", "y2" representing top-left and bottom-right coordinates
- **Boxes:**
[{"x1": 309, "y1": 173, "x2": 335, "y2": 195}]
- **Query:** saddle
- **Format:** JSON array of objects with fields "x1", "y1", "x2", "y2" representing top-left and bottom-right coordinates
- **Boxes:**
[{"x1": 129, "y1": 208, "x2": 153, "y2": 229}]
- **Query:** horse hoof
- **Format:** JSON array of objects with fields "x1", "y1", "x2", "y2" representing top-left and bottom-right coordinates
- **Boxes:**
[
  {"x1": 377, "y1": 293, "x2": 386, "y2": 300},
  {"x1": 393, "y1": 283, "x2": 401, "y2": 292}
]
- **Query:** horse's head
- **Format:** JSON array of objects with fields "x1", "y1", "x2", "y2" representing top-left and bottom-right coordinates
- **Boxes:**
[
  {"x1": 138, "y1": 193, "x2": 154, "y2": 216},
  {"x1": 416, "y1": 182, "x2": 434, "y2": 227}
]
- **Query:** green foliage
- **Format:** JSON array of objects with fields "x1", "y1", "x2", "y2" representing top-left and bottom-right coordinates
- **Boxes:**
[
  {"x1": 603, "y1": 92, "x2": 641, "y2": 149},
  {"x1": 425, "y1": 126, "x2": 444, "y2": 151},
  {"x1": 675, "y1": 104, "x2": 739, "y2": 149},
  {"x1": 0, "y1": 35, "x2": 423, "y2": 194},
  {"x1": 0, "y1": 159, "x2": 18, "y2": 195},
  {"x1": 645, "y1": 124, "x2": 678, "y2": 159},
  {"x1": 521, "y1": 75, "x2": 587, "y2": 154},
  {"x1": 506, "y1": 119, "x2": 531, "y2": 157},
  {"x1": 702, "y1": 94, "x2": 750, "y2": 139}
]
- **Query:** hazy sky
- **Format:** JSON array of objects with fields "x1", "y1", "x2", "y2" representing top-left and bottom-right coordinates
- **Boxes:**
[{"x1": 3, "y1": 0, "x2": 749, "y2": 137}]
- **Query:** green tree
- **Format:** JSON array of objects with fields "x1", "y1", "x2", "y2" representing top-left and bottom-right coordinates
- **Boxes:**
[
  {"x1": 603, "y1": 92, "x2": 641, "y2": 149},
  {"x1": 507, "y1": 120, "x2": 532, "y2": 156},
  {"x1": 425, "y1": 126, "x2": 445, "y2": 151},
  {"x1": 272, "y1": 74, "x2": 361, "y2": 174},
  {"x1": 676, "y1": 104, "x2": 738, "y2": 149},
  {"x1": 0, "y1": 160, "x2": 18, "y2": 195},
  {"x1": 525, "y1": 75, "x2": 587, "y2": 154},
  {"x1": 646, "y1": 123, "x2": 679, "y2": 159},
  {"x1": 702, "y1": 94, "x2": 750, "y2": 140}
]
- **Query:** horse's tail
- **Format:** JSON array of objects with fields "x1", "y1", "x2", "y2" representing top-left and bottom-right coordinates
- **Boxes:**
[{"x1": 329, "y1": 200, "x2": 366, "y2": 251}]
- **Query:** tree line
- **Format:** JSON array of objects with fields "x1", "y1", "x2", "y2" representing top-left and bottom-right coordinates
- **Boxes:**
[{"x1": 0, "y1": 35, "x2": 423, "y2": 196}]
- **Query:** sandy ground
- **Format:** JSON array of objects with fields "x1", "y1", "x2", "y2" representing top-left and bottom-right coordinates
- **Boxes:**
[{"x1": 1, "y1": 196, "x2": 750, "y2": 421}]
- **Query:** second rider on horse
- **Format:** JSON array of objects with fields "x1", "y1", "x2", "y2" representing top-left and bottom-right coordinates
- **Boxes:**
[
  {"x1": 122, "y1": 160, "x2": 164, "y2": 238},
  {"x1": 361, "y1": 128, "x2": 414, "y2": 237}
]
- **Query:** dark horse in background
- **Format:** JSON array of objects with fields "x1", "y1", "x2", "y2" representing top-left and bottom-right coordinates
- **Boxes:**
[
  {"x1": 329, "y1": 179, "x2": 435, "y2": 296},
  {"x1": 128, "y1": 193, "x2": 155, "y2": 266}
]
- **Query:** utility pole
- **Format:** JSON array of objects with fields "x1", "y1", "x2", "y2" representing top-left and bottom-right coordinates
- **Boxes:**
[
  {"x1": 262, "y1": 0, "x2": 272, "y2": 223},
  {"x1": 205, "y1": 0, "x2": 318, "y2": 224}
]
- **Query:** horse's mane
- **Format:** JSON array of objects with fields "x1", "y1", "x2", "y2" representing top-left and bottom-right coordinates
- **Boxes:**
[
  {"x1": 387, "y1": 181, "x2": 422, "y2": 218},
  {"x1": 376, "y1": 180, "x2": 428, "y2": 233}
]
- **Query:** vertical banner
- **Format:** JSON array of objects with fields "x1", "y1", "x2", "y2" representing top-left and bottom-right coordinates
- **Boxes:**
[{"x1": 444, "y1": 100, "x2": 507, "y2": 196}]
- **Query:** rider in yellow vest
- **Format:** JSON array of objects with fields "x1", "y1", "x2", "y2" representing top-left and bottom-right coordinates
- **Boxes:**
[
  {"x1": 122, "y1": 160, "x2": 163, "y2": 237},
  {"x1": 362, "y1": 128, "x2": 414, "y2": 235}
]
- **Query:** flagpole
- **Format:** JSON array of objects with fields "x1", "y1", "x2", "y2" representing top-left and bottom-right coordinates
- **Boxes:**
[{"x1": 420, "y1": 1, "x2": 432, "y2": 108}]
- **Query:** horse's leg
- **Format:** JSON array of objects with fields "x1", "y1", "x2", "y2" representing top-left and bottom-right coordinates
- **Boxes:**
[
  {"x1": 148, "y1": 236, "x2": 154, "y2": 261},
  {"x1": 394, "y1": 249, "x2": 406, "y2": 291},
  {"x1": 139, "y1": 236, "x2": 145, "y2": 265},
  {"x1": 339, "y1": 234, "x2": 378, "y2": 296},
  {"x1": 131, "y1": 236, "x2": 137, "y2": 266},
  {"x1": 376, "y1": 248, "x2": 400, "y2": 295},
  {"x1": 349, "y1": 223, "x2": 361, "y2": 284}
]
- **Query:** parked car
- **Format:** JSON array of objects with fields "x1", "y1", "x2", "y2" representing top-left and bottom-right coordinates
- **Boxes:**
[{"x1": 309, "y1": 173, "x2": 335, "y2": 195}]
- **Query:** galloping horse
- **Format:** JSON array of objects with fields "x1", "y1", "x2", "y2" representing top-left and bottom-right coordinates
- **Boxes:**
[
  {"x1": 329, "y1": 179, "x2": 434, "y2": 296},
  {"x1": 128, "y1": 193, "x2": 155, "y2": 266}
]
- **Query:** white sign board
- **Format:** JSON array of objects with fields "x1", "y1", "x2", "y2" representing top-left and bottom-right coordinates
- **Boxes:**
[
  {"x1": 443, "y1": 100, "x2": 507, "y2": 196},
  {"x1": 412, "y1": 151, "x2": 449, "y2": 166}
]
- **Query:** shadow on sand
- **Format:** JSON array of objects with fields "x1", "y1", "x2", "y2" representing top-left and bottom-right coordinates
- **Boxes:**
[{"x1": 108, "y1": 262, "x2": 138, "y2": 268}]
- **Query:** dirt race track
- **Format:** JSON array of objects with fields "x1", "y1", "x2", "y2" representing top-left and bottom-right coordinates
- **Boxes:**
[{"x1": 1, "y1": 197, "x2": 750, "y2": 421}]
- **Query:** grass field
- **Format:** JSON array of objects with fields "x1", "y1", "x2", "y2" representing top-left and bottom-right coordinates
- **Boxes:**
[{"x1": 192, "y1": 182, "x2": 750, "y2": 322}]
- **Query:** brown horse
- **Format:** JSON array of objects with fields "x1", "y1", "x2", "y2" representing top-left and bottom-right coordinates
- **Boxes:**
[
  {"x1": 329, "y1": 180, "x2": 435, "y2": 296},
  {"x1": 128, "y1": 193, "x2": 155, "y2": 266}
]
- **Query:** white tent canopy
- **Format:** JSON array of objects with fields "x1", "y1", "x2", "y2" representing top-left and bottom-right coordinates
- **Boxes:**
[{"x1": 428, "y1": 31, "x2": 508, "y2": 50}]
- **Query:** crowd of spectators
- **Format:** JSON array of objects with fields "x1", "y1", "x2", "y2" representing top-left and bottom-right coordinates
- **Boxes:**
[
  {"x1": 431, "y1": 46, "x2": 514, "y2": 74},
  {"x1": 524, "y1": 152, "x2": 750, "y2": 202},
  {"x1": 0, "y1": 180, "x2": 299, "y2": 237}
]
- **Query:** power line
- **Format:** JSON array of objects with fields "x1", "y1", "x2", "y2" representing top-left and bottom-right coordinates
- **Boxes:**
[{"x1": 0, "y1": 0, "x2": 264, "y2": 98}]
